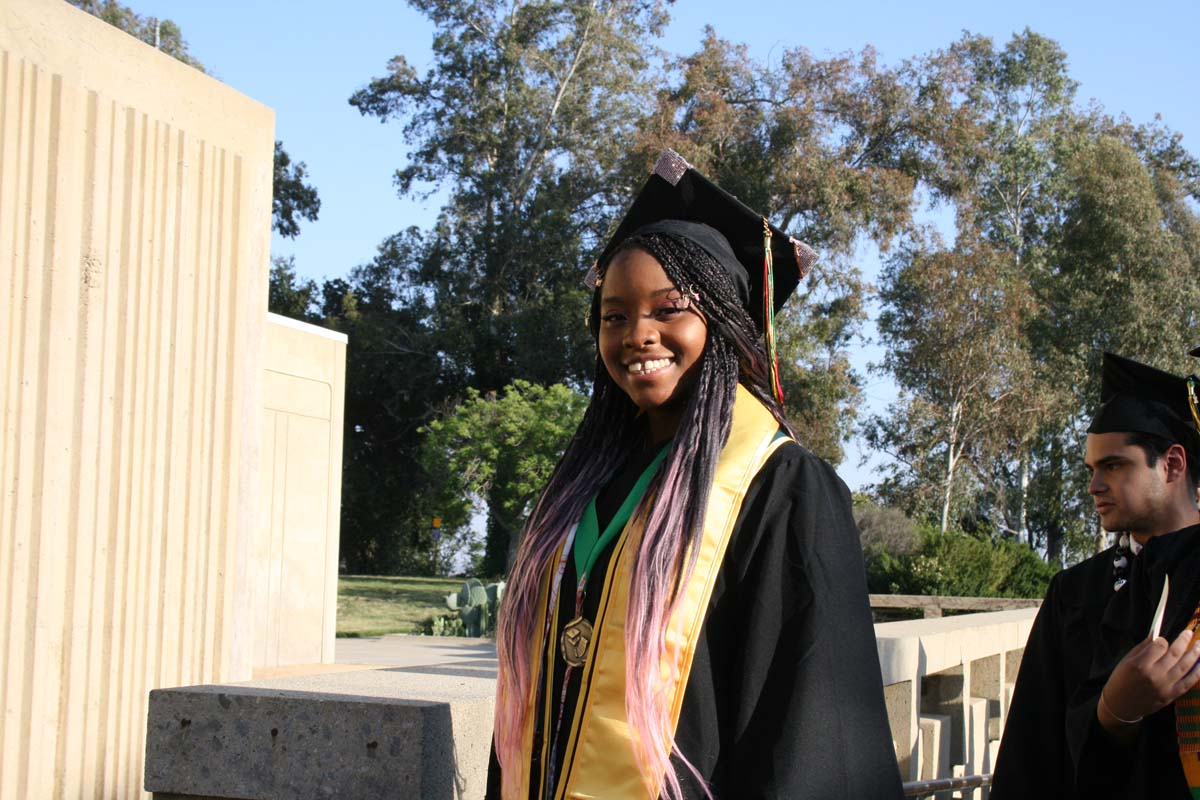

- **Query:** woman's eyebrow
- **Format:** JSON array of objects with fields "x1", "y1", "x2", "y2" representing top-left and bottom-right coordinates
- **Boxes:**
[{"x1": 601, "y1": 287, "x2": 679, "y2": 305}]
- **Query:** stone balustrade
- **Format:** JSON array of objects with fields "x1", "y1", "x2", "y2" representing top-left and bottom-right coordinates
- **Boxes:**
[
  {"x1": 877, "y1": 608, "x2": 1037, "y2": 798},
  {"x1": 145, "y1": 607, "x2": 1038, "y2": 799}
]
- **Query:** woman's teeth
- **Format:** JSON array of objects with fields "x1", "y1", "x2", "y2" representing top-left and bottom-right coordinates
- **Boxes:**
[{"x1": 628, "y1": 358, "x2": 671, "y2": 375}]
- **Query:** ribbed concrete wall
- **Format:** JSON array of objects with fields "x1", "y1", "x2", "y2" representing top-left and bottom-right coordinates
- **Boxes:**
[
  {"x1": 0, "y1": 1, "x2": 274, "y2": 797},
  {"x1": 255, "y1": 314, "x2": 346, "y2": 672}
]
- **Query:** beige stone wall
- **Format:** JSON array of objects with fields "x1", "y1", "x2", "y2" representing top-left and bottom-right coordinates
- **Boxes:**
[
  {"x1": 0, "y1": 0, "x2": 274, "y2": 797},
  {"x1": 255, "y1": 314, "x2": 346, "y2": 671}
]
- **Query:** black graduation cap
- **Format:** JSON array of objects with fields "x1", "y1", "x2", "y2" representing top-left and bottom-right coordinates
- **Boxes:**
[
  {"x1": 590, "y1": 149, "x2": 817, "y2": 334},
  {"x1": 1088, "y1": 352, "x2": 1200, "y2": 445},
  {"x1": 1191, "y1": 345, "x2": 1200, "y2": 358}
]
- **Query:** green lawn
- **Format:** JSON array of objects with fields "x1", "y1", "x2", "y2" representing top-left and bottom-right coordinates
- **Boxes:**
[{"x1": 337, "y1": 575, "x2": 464, "y2": 637}]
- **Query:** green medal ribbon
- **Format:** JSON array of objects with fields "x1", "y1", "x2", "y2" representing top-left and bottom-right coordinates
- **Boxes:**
[{"x1": 573, "y1": 444, "x2": 670, "y2": 583}]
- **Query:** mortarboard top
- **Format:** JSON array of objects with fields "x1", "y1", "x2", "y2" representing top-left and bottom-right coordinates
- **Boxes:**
[
  {"x1": 1088, "y1": 352, "x2": 1200, "y2": 446},
  {"x1": 1191, "y1": 346, "x2": 1200, "y2": 358},
  {"x1": 590, "y1": 150, "x2": 817, "y2": 334}
]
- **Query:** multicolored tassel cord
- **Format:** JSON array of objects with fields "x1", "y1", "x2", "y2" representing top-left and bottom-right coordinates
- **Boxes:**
[
  {"x1": 1187, "y1": 376, "x2": 1200, "y2": 434},
  {"x1": 762, "y1": 218, "x2": 784, "y2": 404}
]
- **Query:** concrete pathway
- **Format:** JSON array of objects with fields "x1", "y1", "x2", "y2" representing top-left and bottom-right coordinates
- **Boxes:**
[
  {"x1": 250, "y1": 635, "x2": 498, "y2": 681},
  {"x1": 336, "y1": 634, "x2": 498, "y2": 672}
]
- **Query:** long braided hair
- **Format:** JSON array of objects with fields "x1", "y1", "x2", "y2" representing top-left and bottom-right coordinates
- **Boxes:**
[{"x1": 494, "y1": 230, "x2": 793, "y2": 799}]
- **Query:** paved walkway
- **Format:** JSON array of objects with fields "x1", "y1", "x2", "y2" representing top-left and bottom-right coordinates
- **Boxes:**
[
  {"x1": 250, "y1": 635, "x2": 498, "y2": 681},
  {"x1": 335, "y1": 634, "x2": 498, "y2": 671}
]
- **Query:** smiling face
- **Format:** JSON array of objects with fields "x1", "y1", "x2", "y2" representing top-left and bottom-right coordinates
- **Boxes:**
[
  {"x1": 597, "y1": 247, "x2": 708, "y2": 440},
  {"x1": 1085, "y1": 432, "x2": 1173, "y2": 537}
]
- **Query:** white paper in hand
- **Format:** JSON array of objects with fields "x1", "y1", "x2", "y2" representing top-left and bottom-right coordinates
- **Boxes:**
[{"x1": 1149, "y1": 574, "x2": 1170, "y2": 640}]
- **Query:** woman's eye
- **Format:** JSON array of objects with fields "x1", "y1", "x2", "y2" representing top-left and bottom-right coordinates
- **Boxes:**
[
  {"x1": 655, "y1": 296, "x2": 692, "y2": 318},
  {"x1": 600, "y1": 312, "x2": 627, "y2": 324}
]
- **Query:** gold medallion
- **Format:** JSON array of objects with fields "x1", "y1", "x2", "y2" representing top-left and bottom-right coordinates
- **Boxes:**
[{"x1": 560, "y1": 616, "x2": 593, "y2": 667}]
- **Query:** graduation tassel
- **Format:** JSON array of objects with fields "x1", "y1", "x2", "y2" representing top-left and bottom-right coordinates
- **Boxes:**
[
  {"x1": 1188, "y1": 377, "x2": 1200, "y2": 434},
  {"x1": 762, "y1": 218, "x2": 784, "y2": 405}
]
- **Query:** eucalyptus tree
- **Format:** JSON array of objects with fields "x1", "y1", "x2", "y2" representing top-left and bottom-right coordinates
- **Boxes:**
[
  {"x1": 350, "y1": 0, "x2": 671, "y2": 391},
  {"x1": 869, "y1": 237, "x2": 1038, "y2": 533},
  {"x1": 345, "y1": 0, "x2": 670, "y2": 568},
  {"x1": 871, "y1": 30, "x2": 1200, "y2": 562},
  {"x1": 625, "y1": 30, "x2": 943, "y2": 461}
]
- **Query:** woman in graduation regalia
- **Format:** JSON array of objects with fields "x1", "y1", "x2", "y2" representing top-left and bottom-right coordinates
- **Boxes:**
[{"x1": 485, "y1": 151, "x2": 903, "y2": 800}]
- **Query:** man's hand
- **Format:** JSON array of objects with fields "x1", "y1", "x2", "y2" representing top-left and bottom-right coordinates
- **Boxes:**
[{"x1": 1097, "y1": 628, "x2": 1200, "y2": 741}]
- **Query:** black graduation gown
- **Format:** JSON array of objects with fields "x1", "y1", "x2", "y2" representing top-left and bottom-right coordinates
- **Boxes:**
[
  {"x1": 989, "y1": 545, "x2": 1119, "y2": 800},
  {"x1": 1064, "y1": 524, "x2": 1200, "y2": 799},
  {"x1": 486, "y1": 441, "x2": 904, "y2": 799}
]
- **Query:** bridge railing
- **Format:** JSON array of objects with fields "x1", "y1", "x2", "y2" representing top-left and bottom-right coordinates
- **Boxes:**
[
  {"x1": 871, "y1": 594, "x2": 1041, "y2": 619},
  {"x1": 903, "y1": 773, "x2": 991, "y2": 798},
  {"x1": 875, "y1": 606, "x2": 1038, "y2": 798}
]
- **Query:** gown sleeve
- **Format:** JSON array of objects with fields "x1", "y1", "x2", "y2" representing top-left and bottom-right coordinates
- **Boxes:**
[
  {"x1": 989, "y1": 573, "x2": 1073, "y2": 799},
  {"x1": 673, "y1": 442, "x2": 904, "y2": 799}
]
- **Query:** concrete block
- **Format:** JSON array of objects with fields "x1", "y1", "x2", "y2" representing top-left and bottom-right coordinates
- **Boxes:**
[
  {"x1": 922, "y1": 666, "x2": 965, "y2": 766},
  {"x1": 884, "y1": 679, "x2": 915, "y2": 779},
  {"x1": 970, "y1": 654, "x2": 1000, "y2": 704},
  {"x1": 998, "y1": 647, "x2": 1019, "y2": 724},
  {"x1": 918, "y1": 713, "x2": 951, "y2": 780},
  {"x1": 966, "y1": 697, "x2": 988, "y2": 800},
  {"x1": 255, "y1": 315, "x2": 347, "y2": 673},
  {"x1": 986, "y1": 699, "x2": 1001, "y2": 742},
  {"x1": 145, "y1": 667, "x2": 495, "y2": 800}
]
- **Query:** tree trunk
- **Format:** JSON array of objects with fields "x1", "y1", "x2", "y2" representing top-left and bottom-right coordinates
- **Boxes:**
[
  {"x1": 1018, "y1": 450, "x2": 1030, "y2": 545},
  {"x1": 482, "y1": 494, "x2": 510, "y2": 578},
  {"x1": 941, "y1": 402, "x2": 961, "y2": 534},
  {"x1": 482, "y1": 478, "x2": 519, "y2": 579},
  {"x1": 1046, "y1": 437, "x2": 1065, "y2": 565}
]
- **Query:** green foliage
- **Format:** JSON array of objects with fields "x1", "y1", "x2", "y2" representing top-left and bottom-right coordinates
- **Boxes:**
[
  {"x1": 865, "y1": 525, "x2": 1055, "y2": 599},
  {"x1": 441, "y1": 578, "x2": 506, "y2": 637},
  {"x1": 421, "y1": 381, "x2": 587, "y2": 575},
  {"x1": 319, "y1": 265, "x2": 449, "y2": 574},
  {"x1": 854, "y1": 495, "x2": 921, "y2": 558},
  {"x1": 68, "y1": 0, "x2": 206, "y2": 72},
  {"x1": 629, "y1": 31, "x2": 950, "y2": 458},
  {"x1": 867, "y1": 29, "x2": 1200, "y2": 565},
  {"x1": 268, "y1": 256, "x2": 322, "y2": 321},
  {"x1": 427, "y1": 614, "x2": 467, "y2": 637},
  {"x1": 867, "y1": 236, "x2": 1040, "y2": 531},
  {"x1": 336, "y1": 575, "x2": 463, "y2": 637},
  {"x1": 272, "y1": 141, "x2": 321, "y2": 239},
  {"x1": 331, "y1": 2, "x2": 671, "y2": 572},
  {"x1": 349, "y1": 0, "x2": 670, "y2": 393}
]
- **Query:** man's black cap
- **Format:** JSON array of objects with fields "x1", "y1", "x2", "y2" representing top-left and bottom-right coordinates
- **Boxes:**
[{"x1": 1088, "y1": 352, "x2": 1200, "y2": 445}]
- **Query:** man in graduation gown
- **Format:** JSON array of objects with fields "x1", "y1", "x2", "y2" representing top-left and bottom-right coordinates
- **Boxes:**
[
  {"x1": 1053, "y1": 352, "x2": 1200, "y2": 798},
  {"x1": 992, "y1": 352, "x2": 1200, "y2": 799},
  {"x1": 989, "y1": 531, "x2": 1131, "y2": 799}
]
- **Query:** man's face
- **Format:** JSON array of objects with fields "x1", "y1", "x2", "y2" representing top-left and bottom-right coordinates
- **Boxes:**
[{"x1": 1085, "y1": 432, "x2": 1172, "y2": 537}]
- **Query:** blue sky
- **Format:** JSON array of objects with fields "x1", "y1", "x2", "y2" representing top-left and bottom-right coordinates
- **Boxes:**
[{"x1": 125, "y1": 0, "x2": 1199, "y2": 488}]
